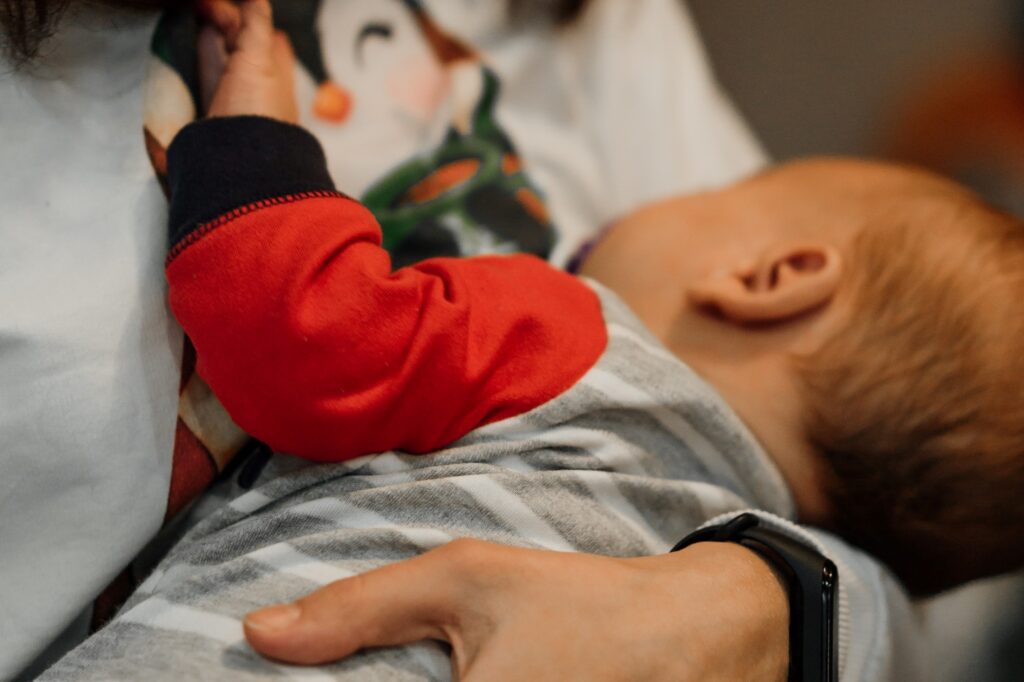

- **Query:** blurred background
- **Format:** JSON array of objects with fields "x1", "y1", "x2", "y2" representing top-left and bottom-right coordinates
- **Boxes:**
[{"x1": 687, "y1": 1, "x2": 1024, "y2": 679}]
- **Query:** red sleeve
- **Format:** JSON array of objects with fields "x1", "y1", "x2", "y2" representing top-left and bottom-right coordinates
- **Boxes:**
[{"x1": 165, "y1": 117, "x2": 607, "y2": 462}]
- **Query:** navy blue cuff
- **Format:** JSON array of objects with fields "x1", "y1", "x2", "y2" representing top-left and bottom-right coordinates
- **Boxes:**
[{"x1": 166, "y1": 116, "x2": 337, "y2": 249}]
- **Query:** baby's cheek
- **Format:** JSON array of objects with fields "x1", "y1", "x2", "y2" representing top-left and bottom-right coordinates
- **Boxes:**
[{"x1": 387, "y1": 56, "x2": 451, "y2": 122}]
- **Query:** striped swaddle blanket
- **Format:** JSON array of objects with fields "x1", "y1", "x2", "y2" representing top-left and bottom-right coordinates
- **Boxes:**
[{"x1": 42, "y1": 286, "x2": 864, "y2": 681}]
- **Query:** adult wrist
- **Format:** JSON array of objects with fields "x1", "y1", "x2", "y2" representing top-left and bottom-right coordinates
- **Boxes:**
[
  {"x1": 664, "y1": 541, "x2": 790, "y2": 681},
  {"x1": 674, "y1": 514, "x2": 839, "y2": 682}
]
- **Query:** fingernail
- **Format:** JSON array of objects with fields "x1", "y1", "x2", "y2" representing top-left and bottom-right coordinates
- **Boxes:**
[{"x1": 245, "y1": 603, "x2": 301, "y2": 631}]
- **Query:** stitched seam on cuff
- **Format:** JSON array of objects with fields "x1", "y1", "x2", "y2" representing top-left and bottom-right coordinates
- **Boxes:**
[{"x1": 166, "y1": 190, "x2": 350, "y2": 266}]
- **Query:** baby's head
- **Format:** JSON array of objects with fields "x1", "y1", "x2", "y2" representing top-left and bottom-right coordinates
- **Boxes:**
[{"x1": 580, "y1": 159, "x2": 1024, "y2": 595}]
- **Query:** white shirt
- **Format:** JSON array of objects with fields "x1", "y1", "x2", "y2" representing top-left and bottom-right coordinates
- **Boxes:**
[{"x1": 0, "y1": 7, "x2": 180, "y2": 678}]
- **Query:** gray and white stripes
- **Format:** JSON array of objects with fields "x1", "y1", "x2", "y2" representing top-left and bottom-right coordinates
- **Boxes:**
[{"x1": 42, "y1": 284, "x2": 816, "y2": 681}]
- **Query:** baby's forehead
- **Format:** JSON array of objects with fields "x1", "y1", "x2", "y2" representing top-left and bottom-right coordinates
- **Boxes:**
[
  {"x1": 755, "y1": 158, "x2": 968, "y2": 198},
  {"x1": 741, "y1": 159, "x2": 990, "y2": 236}
]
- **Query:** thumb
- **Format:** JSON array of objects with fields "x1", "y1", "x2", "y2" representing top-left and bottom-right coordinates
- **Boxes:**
[
  {"x1": 235, "y1": 0, "x2": 275, "y2": 58},
  {"x1": 244, "y1": 540, "x2": 492, "y2": 666}
]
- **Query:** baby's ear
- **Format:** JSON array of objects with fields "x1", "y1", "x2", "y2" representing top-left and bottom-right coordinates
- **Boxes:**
[{"x1": 687, "y1": 243, "x2": 842, "y2": 325}]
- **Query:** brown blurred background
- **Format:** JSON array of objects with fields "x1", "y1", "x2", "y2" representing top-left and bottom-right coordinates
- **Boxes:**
[
  {"x1": 688, "y1": 1, "x2": 1024, "y2": 679},
  {"x1": 690, "y1": 0, "x2": 1007, "y2": 154}
]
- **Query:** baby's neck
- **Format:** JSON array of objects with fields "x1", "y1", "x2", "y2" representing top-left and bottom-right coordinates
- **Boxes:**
[
  {"x1": 665, "y1": 336, "x2": 832, "y2": 525},
  {"x1": 578, "y1": 245, "x2": 834, "y2": 523}
]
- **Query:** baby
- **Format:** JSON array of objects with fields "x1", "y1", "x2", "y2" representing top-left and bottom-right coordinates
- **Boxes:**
[{"x1": 168, "y1": 0, "x2": 1024, "y2": 600}]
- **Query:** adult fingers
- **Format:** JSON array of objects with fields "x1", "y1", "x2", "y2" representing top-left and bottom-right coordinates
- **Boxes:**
[{"x1": 243, "y1": 539, "x2": 499, "y2": 666}]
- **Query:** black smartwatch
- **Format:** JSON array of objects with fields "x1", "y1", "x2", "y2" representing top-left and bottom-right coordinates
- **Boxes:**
[{"x1": 671, "y1": 513, "x2": 838, "y2": 682}]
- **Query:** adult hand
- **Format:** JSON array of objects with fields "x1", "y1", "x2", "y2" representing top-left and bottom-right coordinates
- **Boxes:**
[
  {"x1": 196, "y1": 0, "x2": 299, "y2": 123},
  {"x1": 243, "y1": 539, "x2": 789, "y2": 681}
]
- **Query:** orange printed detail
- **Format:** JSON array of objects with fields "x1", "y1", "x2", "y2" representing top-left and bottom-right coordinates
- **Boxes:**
[
  {"x1": 314, "y1": 81, "x2": 353, "y2": 124},
  {"x1": 502, "y1": 154, "x2": 522, "y2": 175},
  {"x1": 144, "y1": 128, "x2": 169, "y2": 180},
  {"x1": 405, "y1": 159, "x2": 480, "y2": 204},
  {"x1": 516, "y1": 188, "x2": 549, "y2": 224}
]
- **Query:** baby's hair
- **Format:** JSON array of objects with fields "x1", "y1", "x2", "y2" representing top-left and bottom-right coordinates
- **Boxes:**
[{"x1": 799, "y1": 185, "x2": 1024, "y2": 596}]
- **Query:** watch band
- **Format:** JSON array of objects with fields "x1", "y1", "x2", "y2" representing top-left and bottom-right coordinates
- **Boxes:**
[{"x1": 671, "y1": 513, "x2": 838, "y2": 682}]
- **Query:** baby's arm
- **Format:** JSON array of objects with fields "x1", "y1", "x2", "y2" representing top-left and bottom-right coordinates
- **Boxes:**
[{"x1": 166, "y1": 4, "x2": 604, "y2": 462}]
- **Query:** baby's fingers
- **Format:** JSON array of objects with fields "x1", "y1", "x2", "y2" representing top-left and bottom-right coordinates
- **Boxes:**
[
  {"x1": 272, "y1": 32, "x2": 300, "y2": 123},
  {"x1": 202, "y1": 0, "x2": 296, "y2": 121},
  {"x1": 197, "y1": 0, "x2": 242, "y2": 48},
  {"x1": 236, "y1": 0, "x2": 276, "y2": 58}
]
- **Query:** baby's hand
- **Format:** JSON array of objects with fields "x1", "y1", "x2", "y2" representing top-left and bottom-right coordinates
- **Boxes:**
[{"x1": 197, "y1": 0, "x2": 299, "y2": 123}]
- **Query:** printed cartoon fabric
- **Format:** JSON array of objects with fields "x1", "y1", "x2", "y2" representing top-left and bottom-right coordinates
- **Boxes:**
[
  {"x1": 147, "y1": 0, "x2": 555, "y2": 263},
  {"x1": 141, "y1": 1, "x2": 559, "y2": 532}
]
